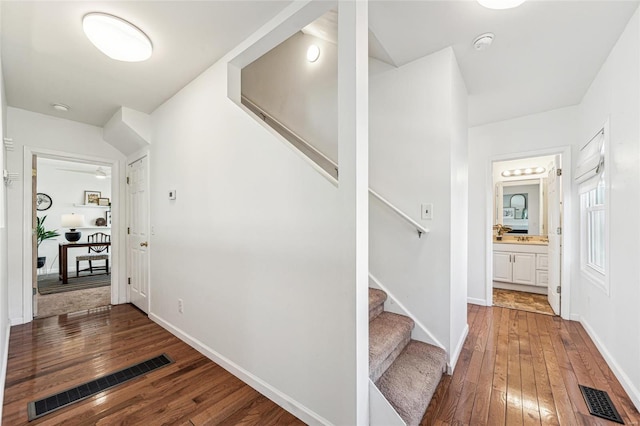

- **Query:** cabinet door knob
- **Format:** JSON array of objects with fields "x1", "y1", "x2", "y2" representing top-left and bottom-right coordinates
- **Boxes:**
[{"x1": 140, "y1": 242, "x2": 148, "y2": 247}]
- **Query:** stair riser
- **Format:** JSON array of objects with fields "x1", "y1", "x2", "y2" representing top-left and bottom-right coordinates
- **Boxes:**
[
  {"x1": 369, "y1": 302, "x2": 384, "y2": 321},
  {"x1": 370, "y1": 335, "x2": 411, "y2": 383}
]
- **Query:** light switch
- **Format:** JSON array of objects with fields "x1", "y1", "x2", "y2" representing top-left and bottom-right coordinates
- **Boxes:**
[
  {"x1": 421, "y1": 203, "x2": 433, "y2": 220},
  {"x1": 169, "y1": 190, "x2": 176, "y2": 200}
]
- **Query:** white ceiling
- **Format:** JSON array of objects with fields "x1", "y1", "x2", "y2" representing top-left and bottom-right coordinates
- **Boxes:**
[
  {"x1": 2, "y1": 1, "x2": 639, "y2": 128},
  {"x1": 369, "y1": 0, "x2": 639, "y2": 126},
  {"x1": 1, "y1": 1, "x2": 291, "y2": 127}
]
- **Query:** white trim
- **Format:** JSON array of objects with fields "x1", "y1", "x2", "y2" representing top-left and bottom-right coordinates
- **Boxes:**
[
  {"x1": 0, "y1": 323, "x2": 10, "y2": 421},
  {"x1": 467, "y1": 297, "x2": 488, "y2": 306},
  {"x1": 486, "y1": 146, "x2": 573, "y2": 320},
  {"x1": 369, "y1": 379, "x2": 406, "y2": 426},
  {"x1": 369, "y1": 274, "x2": 445, "y2": 350},
  {"x1": 22, "y1": 146, "x2": 124, "y2": 322},
  {"x1": 580, "y1": 317, "x2": 640, "y2": 411},
  {"x1": 149, "y1": 313, "x2": 331, "y2": 426},
  {"x1": 448, "y1": 323, "x2": 469, "y2": 374},
  {"x1": 9, "y1": 317, "x2": 22, "y2": 326}
]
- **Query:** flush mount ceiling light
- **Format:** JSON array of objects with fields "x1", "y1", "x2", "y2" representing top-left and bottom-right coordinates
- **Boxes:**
[
  {"x1": 83, "y1": 12, "x2": 152, "y2": 62},
  {"x1": 51, "y1": 103, "x2": 70, "y2": 112},
  {"x1": 473, "y1": 33, "x2": 494, "y2": 51},
  {"x1": 477, "y1": 0, "x2": 526, "y2": 10},
  {"x1": 501, "y1": 166, "x2": 546, "y2": 177},
  {"x1": 307, "y1": 45, "x2": 320, "y2": 62}
]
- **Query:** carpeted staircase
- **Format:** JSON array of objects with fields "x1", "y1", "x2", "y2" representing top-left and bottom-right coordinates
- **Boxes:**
[{"x1": 369, "y1": 288, "x2": 447, "y2": 426}]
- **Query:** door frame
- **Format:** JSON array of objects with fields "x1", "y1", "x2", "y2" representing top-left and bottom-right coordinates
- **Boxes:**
[
  {"x1": 485, "y1": 145, "x2": 573, "y2": 319},
  {"x1": 126, "y1": 148, "x2": 151, "y2": 313},
  {"x1": 22, "y1": 146, "x2": 123, "y2": 322}
]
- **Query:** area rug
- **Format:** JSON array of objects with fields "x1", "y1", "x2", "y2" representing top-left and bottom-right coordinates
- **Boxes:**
[
  {"x1": 38, "y1": 273, "x2": 110, "y2": 295},
  {"x1": 492, "y1": 288, "x2": 555, "y2": 316}
]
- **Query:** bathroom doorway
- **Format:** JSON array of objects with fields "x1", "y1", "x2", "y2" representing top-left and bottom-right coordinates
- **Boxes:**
[{"x1": 490, "y1": 153, "x2": 564, "y2": 316}]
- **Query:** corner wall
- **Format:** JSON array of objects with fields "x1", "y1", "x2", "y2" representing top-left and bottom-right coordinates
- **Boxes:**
[
  {"x1": 5, "y1": 108, "x2": 125, "y2": 324},
  {"x1": 369, "y1": 47, "x2": 468, "y2": 361},
  {"x1": 147, "y1": 2, "x2": 367, "y2": 424}
]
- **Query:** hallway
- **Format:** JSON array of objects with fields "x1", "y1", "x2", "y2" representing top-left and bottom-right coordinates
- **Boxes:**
[
  {"x1": 422, "y1": 304, "x2": 640, "y2": 425},
  {"x1": 2, "y1": 305, "x2": 303, "y2": 425}
]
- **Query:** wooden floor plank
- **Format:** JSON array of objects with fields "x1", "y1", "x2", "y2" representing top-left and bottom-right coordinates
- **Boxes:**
[
  {"x1": 2, "y1": 305, "x2": 303, "y2": 425},
  {"x1": 422, "y1": 303, "x2": 640, "y2": 426}
]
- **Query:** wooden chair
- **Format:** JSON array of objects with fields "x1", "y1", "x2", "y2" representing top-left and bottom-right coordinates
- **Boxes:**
[{"x1": 76, "y1": 232, "x2": 110, "y2": 277}]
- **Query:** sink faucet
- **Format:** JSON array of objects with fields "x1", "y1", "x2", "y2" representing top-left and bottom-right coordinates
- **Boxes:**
[{"x1": 517, "y1": 236, "x2": 531, "y2": 241}]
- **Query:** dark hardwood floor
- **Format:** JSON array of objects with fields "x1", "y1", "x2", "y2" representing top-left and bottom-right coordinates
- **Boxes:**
[
  {"x1": 422, "y1": 304, "x2": 640, "y2": 425},
  {"x1": 2, "y1": 305, "x2": 304, "y2": 425},
  {"x1": 4, "y1": 303, "x2": 639, "y2": 425}
]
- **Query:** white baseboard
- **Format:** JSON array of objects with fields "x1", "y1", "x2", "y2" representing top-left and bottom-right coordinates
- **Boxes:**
[
  {"x1": 149, "y1": 313, "x2": 330, "y2": 426},
  {"x1": 570, "y1": 313, "x2": 581, "y2": 322},
  {"x1": 448, "y1": 323, "x2": 469, "y2": 375},
  {"x1": 580, "y1": 317, "x2": 640, "y2": 412},
  {"x1": 467, "y1": 297, "x2": 487, "y2": 306},
  {"x1": 9, "y1": 317, "x2": 23, "y2": 326},
  {"x1": 0, "y1": 323, "x2": 11, "y2": 421}
]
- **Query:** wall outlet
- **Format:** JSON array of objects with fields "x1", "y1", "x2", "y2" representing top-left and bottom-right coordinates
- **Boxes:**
[
  {"x1": 169, "y1": 190, "x2": 177, "y2": 200},
  {"x1": 421, "y1": 203, "x2": 433, "y2": 220},
  {"x1": 178, "y1": 299, "x2": 184, "y2": 314}
]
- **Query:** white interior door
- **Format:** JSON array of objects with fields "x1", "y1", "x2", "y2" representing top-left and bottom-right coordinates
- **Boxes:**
[
  {"x1": 128, "y1": 156, "x2": 149, "y2": 313},
  {"x1": 547, "y1": 155, "x2": 562, "y2": 315}
]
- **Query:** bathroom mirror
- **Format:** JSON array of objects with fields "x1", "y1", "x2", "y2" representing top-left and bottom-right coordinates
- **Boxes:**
[{"x1": 495, "y1": 179, "x2": 547, "y2": 236}]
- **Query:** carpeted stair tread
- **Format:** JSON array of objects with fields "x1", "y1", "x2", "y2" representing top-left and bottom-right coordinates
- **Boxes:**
[
  {"x1": 369, "y1": 288, "x2": 387, "y2": 321},
  {"x1": 375, "y1": 340, "x2": 447, "y2": 426},
  {"x1": 369, "y1": 312, "x2": 414, "y2": 382}
]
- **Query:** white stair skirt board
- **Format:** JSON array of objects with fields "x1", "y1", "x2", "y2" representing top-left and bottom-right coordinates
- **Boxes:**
[
  {"x1": 370, "y1": 379, "x2": 406, "y2": 426},
  {"x1": 368, "y1": 274, "x2": 445, "y2": 350}
]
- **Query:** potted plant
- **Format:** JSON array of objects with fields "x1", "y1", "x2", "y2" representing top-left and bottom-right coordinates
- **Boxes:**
[
  {"x1": 493, "y1": 224, "x2": 512, "y2": 241},
  {"x1": 37, "y1": 215, "x2": 60, "y2": 268}
]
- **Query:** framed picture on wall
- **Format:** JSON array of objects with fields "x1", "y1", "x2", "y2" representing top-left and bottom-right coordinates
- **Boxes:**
[
  {"x1": 503, "y1": 207, "x2": 515, "y2": 219},
  {"x1": 84, "y1": 191, "x2": 101, "y2": 205},
  {"x1": 98, "y1": 197, "x2": 110, "y2": 206}
]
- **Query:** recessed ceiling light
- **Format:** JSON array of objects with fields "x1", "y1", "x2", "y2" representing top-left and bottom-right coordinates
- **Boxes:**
[
  {"x1": 477, "y1": 0, "x2": 526, "y2": 10},
  {"x1": 473, "y1": 33, "x2": 494, "y2": 51},
  {"x1": 83, "y1": 12, "x2": 152, "y2": 62},
  {"x1": 51, "y1": 103, "x2": 70, "y2": 112},
  {"x1": 307, "y1": 45, "x2": 320, "y2": 62}
]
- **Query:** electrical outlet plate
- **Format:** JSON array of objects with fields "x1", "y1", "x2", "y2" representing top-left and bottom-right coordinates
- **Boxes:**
[
  {"x1": 421, "y1": 203, "x2": 433, "y2": 220},
  {"x1": 169, "y1": 190, "x2": 176, "y2": 200}
]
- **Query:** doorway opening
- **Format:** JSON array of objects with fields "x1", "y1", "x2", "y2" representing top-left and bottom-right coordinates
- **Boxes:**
[
  {"x1": 34, "y1": 157, "x2": 114, "y2": 318},
  {"x1": 490, "y1": 153, "x2": 564, "y2": 316}
]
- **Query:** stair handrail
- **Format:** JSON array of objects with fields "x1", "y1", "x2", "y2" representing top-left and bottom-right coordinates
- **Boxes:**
[
  {"x1": 241, "y1": 95, "x2": 339, "y2": 179},
  {"x1": 241, "y1": 96, "x2": 429, "y2": 238},
  {"x1": 369, "y1": 189, "x2": 429, "y2": 238}
]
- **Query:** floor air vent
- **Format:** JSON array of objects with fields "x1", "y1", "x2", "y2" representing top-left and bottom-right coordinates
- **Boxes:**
[
  {"x1": 27, "y1": 354, "x2": 173, "y2": 421},
  {"x1": 579, "y1": 384, "x2": 624, "y2": 424}
]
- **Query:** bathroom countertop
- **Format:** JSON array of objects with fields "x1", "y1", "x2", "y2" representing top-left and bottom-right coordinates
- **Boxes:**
[{"x1": 493, "y1": 239, "x2": 548, "y2": 246}]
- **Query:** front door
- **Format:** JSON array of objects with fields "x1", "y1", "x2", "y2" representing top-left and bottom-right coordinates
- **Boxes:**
[
  {"x1": 127, "y1": 156, "x2": 149, "y2": 313},
  {"x1": 547, "y1": 155, "x2": 562, "y2": 315}
]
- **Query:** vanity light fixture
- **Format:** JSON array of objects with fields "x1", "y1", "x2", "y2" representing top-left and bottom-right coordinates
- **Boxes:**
[
  {"x1": 83, "y1": 12, "x2": 153, "y2": 62},
  {"x1": 477, "y1": 0, "x2": 526, "y2": 10},
  {"x1": 501, "y1": 167, "x2": 546, "y2": 178},
  {"x1": 307, "y1": 44, "x2": 320, "y2": 62}
]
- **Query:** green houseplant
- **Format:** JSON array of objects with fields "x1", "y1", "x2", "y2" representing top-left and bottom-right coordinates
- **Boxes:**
[{"x1": 36, "y1": 215, "x2": 60, "y2": 268}]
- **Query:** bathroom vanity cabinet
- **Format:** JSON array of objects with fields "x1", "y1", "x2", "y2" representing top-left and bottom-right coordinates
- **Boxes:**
[{"x1": 493, "y1": 243, "x2": 548, "y2": 287}]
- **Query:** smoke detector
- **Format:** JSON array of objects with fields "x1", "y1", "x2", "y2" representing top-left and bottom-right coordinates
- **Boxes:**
[{"x1": 473, "y1": 33, "x2": 495, "y2": 51}]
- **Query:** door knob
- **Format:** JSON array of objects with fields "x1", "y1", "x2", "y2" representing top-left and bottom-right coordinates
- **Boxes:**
[{"x1": 140, "y1": 242, "x2": 148, "y2": 247}]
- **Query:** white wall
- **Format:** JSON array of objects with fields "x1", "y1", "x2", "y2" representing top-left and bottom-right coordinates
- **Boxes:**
[
  {"x1": 0, "y1": 2, "x2": 10, "y2": 416},
  {"x1": 369, "y1": 47, "x2": 468, "y2": 363},
  {"x1": 467, "y1": 106, "x2": 578, "y2": 306},
  {"x1": 5, "y1": 108, "x2": 125, "y2": 324},
  {"x1": 577, "y1": 7, "x2": 640, "y2": 408},
  {"x1": 242, "y1": 31, "x2": 338, "y2": 162},
  {"x1": 147, "y1": 3, "x2": 366, "y2": 424},
  {"x1": 36, "y1": 160, "x2": 111, "y2": 274}
]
